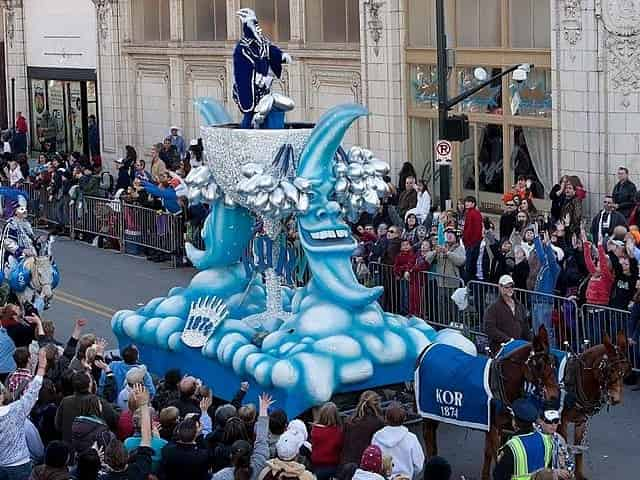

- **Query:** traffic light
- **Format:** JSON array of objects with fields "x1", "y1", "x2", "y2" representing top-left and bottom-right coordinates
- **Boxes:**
[{"x1": 442, "y1": 114, "x2": 469, "y2": 142}]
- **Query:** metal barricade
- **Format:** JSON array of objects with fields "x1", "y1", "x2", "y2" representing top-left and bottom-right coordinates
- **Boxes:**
[
  {"x1": 120, "y1": 202, "x2": 185, "y2": 266},
  {"x1": 70, "y1": 195, "x2": 123, "y2": 245},
  {"x1": 466, "y1": 280, "x2": 580, "y2": 352},
  {"x1": 368, "y1": 262, "x2": 465, "y2": 328},
  {"x1": 581, "y1": 304, "x2": 638, "y2": 371}
]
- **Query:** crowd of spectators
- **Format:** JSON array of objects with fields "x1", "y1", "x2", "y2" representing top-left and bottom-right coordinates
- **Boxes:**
[
  {"x1": 349, "y1": 163, "x2": 640, "y2": 353},
  {"x1": 0, "y1": 310, "x2": 455, "y2": 480},
  {"x1": 0, "y1": 126, "x2": 207, "y2": 265}
]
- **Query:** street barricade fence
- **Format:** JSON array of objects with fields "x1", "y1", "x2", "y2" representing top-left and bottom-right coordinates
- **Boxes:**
[
  {"x1": 466, "y1": 280, "x2": 580, "y2": 354},
  {"x1": 70, "y1": 195, "x2": 123, "y2": 244},
  {"x1": 581, "y1": 304, "x2": 638, "y2": 372}
]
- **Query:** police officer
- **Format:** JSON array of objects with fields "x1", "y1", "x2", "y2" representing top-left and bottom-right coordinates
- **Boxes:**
[{"x1": 493, "y1": 398, "x2": 553, "y2": 480}]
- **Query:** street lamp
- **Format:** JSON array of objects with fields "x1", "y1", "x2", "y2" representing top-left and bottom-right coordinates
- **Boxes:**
[{"x1": 434, "y1": 0, "x2": 533, "y2": 209}]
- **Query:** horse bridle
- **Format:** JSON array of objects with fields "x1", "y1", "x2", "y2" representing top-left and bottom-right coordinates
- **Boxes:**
[
  {"x1": 497, "y1": 348, "x2": 556, "y2": 402},
  {"x1": 581, "y1": 346, "x2": 630, "y2": 410},
  {"x1": 523, "y1": 348, "x2": 557, "y2": 398}
]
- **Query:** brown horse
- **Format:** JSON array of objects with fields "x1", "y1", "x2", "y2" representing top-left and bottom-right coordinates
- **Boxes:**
[
  {"x1": 559, "y1": 331, "x2": 631, "y2": 480},
  {"x1": 422, "y1": 325, "x2": 560, "y2": 480}
]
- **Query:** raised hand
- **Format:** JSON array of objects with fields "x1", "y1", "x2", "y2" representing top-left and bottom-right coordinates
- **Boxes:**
[
  {"x1": 200, "y1": 395, "x2": 212, "y2": 413},
  {"x1": 133, "y1": 383, "x2": 150, "y2": 406},
  {"x1": 259, "y1": 393, "x2": 275, "y2": 417}
]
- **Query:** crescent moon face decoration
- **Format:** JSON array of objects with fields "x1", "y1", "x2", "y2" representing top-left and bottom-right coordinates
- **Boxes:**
[{"x1": 296, "y1": 104, "x2": 383, "y2": 309}]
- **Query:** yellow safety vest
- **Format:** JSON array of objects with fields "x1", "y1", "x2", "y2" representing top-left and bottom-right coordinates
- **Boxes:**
[{"x1": 506, "y1": 432, "x2": 553, "y2": 480}]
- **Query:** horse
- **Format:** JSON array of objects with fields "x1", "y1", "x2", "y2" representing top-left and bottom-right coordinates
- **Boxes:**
[
  {"x1": 422, "y1": 325, "x2": 560, "y2": 480},
  {"x1": 10, "y1": 234, "x2": 58, "y2": 311},
  {"x1": 559, "y1": 331, "x2": 631, "y2": 480}
]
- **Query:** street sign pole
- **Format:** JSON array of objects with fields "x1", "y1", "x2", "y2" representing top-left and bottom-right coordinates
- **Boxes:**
[{"x1": 436, "y1": 0, "x2": 450, "y2": 211}]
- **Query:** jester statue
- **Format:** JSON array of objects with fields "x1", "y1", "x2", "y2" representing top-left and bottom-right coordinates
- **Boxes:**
[
  {"x1": 233, "y1": 8, "x2": 294, "y2": 128},
  {"x1": 0, "y1": 194, "x2": 59, "y2": 311}
]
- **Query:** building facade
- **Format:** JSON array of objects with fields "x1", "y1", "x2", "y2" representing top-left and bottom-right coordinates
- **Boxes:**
[{"x1": 2, "y1": 0, "x2": 640, "y2": 215}]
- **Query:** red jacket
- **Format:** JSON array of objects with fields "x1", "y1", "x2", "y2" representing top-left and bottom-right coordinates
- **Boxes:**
[
  {"x1": 311, "y1": 424, "x2": 344, "y2": 467},
  {"x1": 463, "y1": 207, "x2": 483, "y2": 248},
  {"x1": 16, "y1": 115, "x2": 28, "y2": 134},
  {"x1": 583, "y1": 242, "x2": 614, "y2": 306},
  {"x1": 393, "y1": 250, "x2": 417, "y2": 276}
]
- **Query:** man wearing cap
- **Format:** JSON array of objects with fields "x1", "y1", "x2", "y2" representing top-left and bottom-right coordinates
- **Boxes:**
[
  {"x1": 493, "y1": 398, "x2": 554, "y2": 480},
  {"x1": 170, "y1": 126, "x2": 186, "y2": 159},
  {"x1": 484, "y1": 274, "x2": 530, "y2": 354},
  {"x1": 535, "y1": 407, "x2": 572, "y2": 477}
]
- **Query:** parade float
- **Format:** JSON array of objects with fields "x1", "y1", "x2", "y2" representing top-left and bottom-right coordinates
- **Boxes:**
[{"x1": 112, "y1": 8, "x2": 446, "y2": 416}]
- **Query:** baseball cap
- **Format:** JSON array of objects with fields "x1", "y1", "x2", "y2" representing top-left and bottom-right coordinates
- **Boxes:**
[
  {"x1": 499, "y1": 274, "x2": 515, "y2": 286},
  {"x1": 511, "y1": 398, "x2": 539, "y2": 423},
  {"x1": 542, "y1": 409, "x2": 560, "y2": 423}
]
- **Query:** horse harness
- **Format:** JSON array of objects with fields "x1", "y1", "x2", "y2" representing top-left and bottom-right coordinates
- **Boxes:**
[
  {"x1": 490, "y1": 348, "x2": 555, "y2": 406},
  {"x1": 563, "y1": 348, "x2": 630, "y2": 416}
]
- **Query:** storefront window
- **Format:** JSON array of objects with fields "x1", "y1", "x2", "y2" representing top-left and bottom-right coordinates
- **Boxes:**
[
  {"x1": 241, "y1": 0, "x2": 290, "y2": 42},
  {"x1": 457, "y1": 67, "x2": 503, "y2": 114},
  {"x1": 509, "y1": 0, "x2": 551, "y2": 49},
  {"x1": 30, "y1": 79, "x2": 46, "y2": 151},
  {"x1": 29, "y1": 78, "x2": 97, "y2": 155},
  {"x1": 132, "y1": 0, "x2": 171, "y2": 42},
  {"x1": 462, "y1": 123, "x2": 504, "y2": 194},
  {"x1": 47, "y1": 81, "x2": 66, "y2": 153},
  {"x1": 409, "y1": 118, "x2": 439, "y2": 202},
  {"x1": 510, "y1": 69, "x2": 552, "y2": 118},
  {"x1": 411, "y1": 65, "x2": 438, "y2": 109},
  {"x1": 306, "y1": 0, "x2": 360, "y2": 45},
  {"x1": 184, "y1": 0, "x2": 227, "y2": 41},
  {"x1": 511, "y1": 126, "x2": 552, "y2": 199}
]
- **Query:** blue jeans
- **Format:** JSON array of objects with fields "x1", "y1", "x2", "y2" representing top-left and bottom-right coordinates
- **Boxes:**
[
  {"x1": 0, "y1": 462, "x2": 32, "y2": 480},
  {"x1": 532, "y1": 302, "x2": 556, "y2": 347},
  {"x1": 400, "y1": 278, "x2": 410, "y2": 315}
]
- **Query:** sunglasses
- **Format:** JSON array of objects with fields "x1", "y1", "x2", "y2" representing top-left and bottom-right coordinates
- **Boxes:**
[{"x1": 543, "y1": 418, "x2": 560, "y2": 425}]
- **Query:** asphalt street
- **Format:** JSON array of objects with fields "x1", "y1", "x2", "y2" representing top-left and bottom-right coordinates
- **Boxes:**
[{"x1": 46, "y1": 237, "x2": 640, "y2": 479}]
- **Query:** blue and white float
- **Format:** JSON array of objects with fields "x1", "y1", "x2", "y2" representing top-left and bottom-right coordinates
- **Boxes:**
[{"x1": 112, "y1": 8, "x2": 438, "y2": 416}]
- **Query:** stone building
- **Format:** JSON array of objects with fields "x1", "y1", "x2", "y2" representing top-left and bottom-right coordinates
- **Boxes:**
[{"x1": 2, "y1": 0, "x2": 639, "y2": 214}]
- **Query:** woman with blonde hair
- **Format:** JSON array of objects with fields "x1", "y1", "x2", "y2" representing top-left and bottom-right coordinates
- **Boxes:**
[
  {"x1": 311, "y1": 402, "x2": 344, "y2": 480},
  {"x1": 340, "y1": 391, "x2": 384, "y2": 466}
]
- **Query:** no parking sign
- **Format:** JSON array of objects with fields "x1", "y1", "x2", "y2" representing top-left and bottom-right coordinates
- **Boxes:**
[{"x1": 435, "y1": 139, "x2": 452, "y2": 165}]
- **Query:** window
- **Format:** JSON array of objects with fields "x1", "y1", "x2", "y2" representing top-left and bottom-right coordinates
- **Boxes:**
[
  {"x1": 462, "y1": 124, "x2": 504, "y2": 194},
  {"x1": 410, "y1": 64, "x2": 438, "y2": 109},
  {"x1": 408, "y1": 0, "x2": 436, "y2": 47},
  {"x1": 510, "y1": 0, "x2": 551, "y2": 48},
  {"x1": 306, "y1": 0, "x2": 360, "y2": 45},
  {"x1": 409, "y1": 118, "x2": 440, "y2": 202},
  {"x1": 184, "y1": 0, "x2": 227, "y2": 41},
  {"x1": 511, "y1": 69, "x2": 552, "y2": 118},
  {"x1": 241, "y1": 0, "x2": 290, "y2": 42},
  {"x1": 457, "y1": 67, "x2": 503, "y2": 114},
  {"x1": 132, "y1": 0, "x2": 170, "y2": 41},
  {"x1": 511, "y1": 126, "x2": 552, "y2": 198},
  {"x1": 455, "y1": 0, "x2": 501, "y2": 48}
]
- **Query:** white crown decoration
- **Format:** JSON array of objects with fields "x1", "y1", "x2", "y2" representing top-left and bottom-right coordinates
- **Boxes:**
[{"x1": 181, "y1": 296, "x2": 229, "y2": 348}]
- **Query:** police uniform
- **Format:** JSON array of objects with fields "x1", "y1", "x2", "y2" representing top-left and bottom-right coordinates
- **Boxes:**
[{"x1": 493, "y1": 399, "x2": 554, "y2": 480}]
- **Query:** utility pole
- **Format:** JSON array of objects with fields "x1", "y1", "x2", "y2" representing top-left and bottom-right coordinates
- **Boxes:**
[{"x1": 434, "y1": 0, "x2": 532, "y2": 210}]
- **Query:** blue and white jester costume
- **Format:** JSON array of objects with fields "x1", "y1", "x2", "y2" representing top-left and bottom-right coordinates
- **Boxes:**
[{"x1": 232, "y1": 8, "x2": 291, "y2": 128}]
